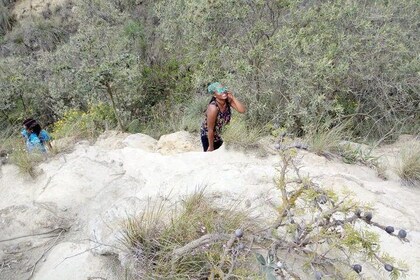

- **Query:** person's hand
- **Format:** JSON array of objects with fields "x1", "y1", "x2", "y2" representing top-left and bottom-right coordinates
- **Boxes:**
[{"x1": 226, "y1": 91, "x2": 234, "y2": 103}]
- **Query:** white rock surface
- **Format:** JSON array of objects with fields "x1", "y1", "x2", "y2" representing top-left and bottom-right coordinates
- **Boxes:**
[
  {"x1": 122, "y1": 133, "x2": 157, "y2": 151},
  {"x1": 156, "y1": 130, "x2": 202, "y2": 154},
  {"x1": 32, "y1": 242, "x2": 124, "y2": 280},
  {"x1": 0, "y1": 131, "x2": 419, "y2": 279}
]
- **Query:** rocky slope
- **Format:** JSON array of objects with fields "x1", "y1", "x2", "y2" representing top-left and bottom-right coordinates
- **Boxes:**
[{"x1": 0, "y1": 131, "x2": 419, "y2": 279}]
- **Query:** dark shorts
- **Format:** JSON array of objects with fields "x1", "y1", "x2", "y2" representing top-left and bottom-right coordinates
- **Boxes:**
[{"x1": 201, "y1": 135, "x2": 223, "y2": 152}]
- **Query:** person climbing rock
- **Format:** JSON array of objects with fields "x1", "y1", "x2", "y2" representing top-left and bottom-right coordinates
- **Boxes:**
[
  {"x1": 21, "y1": 118, "x2": 52, "y2": 152},
  {"x1": 200, "y1": 82, "x2": 246, "y2": 152}
]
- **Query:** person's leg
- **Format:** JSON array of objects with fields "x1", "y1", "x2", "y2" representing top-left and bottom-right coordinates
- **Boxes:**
[
  {"x1": 201, "y1": 135, "x2": 209, "y2": 151},
  {"x1": 214, "y1": 139, "x2": 223, "y2": 150}
]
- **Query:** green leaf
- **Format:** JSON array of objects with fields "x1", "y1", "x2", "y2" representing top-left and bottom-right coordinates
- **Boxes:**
[
  {"x1": 265, "y1": 271, "x2": 277, "y2": 280},
  {"x1": 255, "y1": 253, "x2": 266, "y2": 266}
]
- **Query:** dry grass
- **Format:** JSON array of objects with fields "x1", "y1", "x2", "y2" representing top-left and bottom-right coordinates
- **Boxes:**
[
  {"x1": 306, "y1": 124, "x2": 348, "y2": 157},
  {"x1": 9, "y1": 147, "x2": 44, "y2": 178},
  {"x1": 119, "y1": 189, "x2": 261, "y2": 279},
  {"x1": 396, "y1": 142, "x2": 420, "y2": 186},
  {"x1": 222, "y1": 117, "x2": 264, "y2": 151}
]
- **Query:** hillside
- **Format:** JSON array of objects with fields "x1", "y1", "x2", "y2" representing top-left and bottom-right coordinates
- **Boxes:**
[{"x1": 0, "y1": 131, "x2": 419, "y2": 279}]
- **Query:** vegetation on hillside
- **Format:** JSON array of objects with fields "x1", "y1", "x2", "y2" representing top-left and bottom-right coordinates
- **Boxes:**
[
  {"x1": 121, "y1": 149, "x2": 410, "y2": 279},
  {"x1": 0, "y1": 0, "x2": 418, "y2": 143}
]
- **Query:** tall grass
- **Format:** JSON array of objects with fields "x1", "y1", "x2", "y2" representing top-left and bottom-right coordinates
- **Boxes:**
[
  {"x1": 0, "y1": 2, "x2": 13, "y2": 35},
  {"x1": 305, "y1": 124, "x2": 348, "y2": 157},
  {"x1": 396, "y1": 143, "x2": 420, "y2": 187},
  {"x1": 9, "y1": 147, "x2": 44, "y2": 178},
  {"x1": 222, "y1": 116, "x2": 264, "y2": 150},
  {"x1": 142, "y1": 96, "x2": 208, "y2": 139}
]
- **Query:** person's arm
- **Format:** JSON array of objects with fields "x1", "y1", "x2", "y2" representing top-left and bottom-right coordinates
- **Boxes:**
[
  {"x1": 227, "y1": 91, "x2": 246, "y2": 113},
  {"x1": 40, "y1": 130, "x2": 53, "y2": 151},
  {"x1": 206, "y1": 104, "x2": 218, "y2": 152}
]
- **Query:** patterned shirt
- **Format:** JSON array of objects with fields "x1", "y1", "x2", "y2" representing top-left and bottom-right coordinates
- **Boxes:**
[{"x1": 200, "y1": 100, "x2": 231, "y2": 141}]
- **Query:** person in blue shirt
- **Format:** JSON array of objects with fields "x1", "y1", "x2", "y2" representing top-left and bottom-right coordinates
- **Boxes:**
[{"x1": 21, "y1": 118, "x2": 52, "y2": 152}]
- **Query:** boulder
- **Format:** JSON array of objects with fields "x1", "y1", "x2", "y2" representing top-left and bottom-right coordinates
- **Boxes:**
[
  {"x1": 123, "y1": 133, "x2": 157, "y2": 152},
  {"x1": 95, "y1": 130, "x2": 131, "y2": 150},
  {"x1": 156, "y1": 131, "x2": 201, "y2": 155}
]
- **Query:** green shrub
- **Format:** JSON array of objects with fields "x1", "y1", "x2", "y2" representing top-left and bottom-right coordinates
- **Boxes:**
[{"x1": 53, "y1": 103, "x2": 117, "y2": 140}]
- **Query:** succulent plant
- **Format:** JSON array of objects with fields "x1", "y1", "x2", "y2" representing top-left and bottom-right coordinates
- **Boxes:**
[
  {"x1": 352, "y1": 264, "x2": 362, "y2": 274},
  {"x1": 235, "y1": 229, "x2": 244, "y2": 238},
  {"x1": 384, "y1": 264, "x2": 393, "y2": 272},
  {"x1": 385, "y1": 226, "x2": 394, "y2": 234},
  {"x1": 398, "y1": 229, "x2": 407, "y2": 239},
  {"x1": 317, "y1": 195, "x2": 327, "y2": 204},
  {"x1": 364, "y1": 212, "x2": 373, "y2": 222}
]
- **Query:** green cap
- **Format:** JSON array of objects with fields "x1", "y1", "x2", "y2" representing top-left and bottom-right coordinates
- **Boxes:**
[{"x1": 208, "y1": 82, "x2": 227, "y2": 94}]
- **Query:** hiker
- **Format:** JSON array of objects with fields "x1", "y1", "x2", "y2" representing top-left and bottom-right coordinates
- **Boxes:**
[
  {"x1": 21, "y1": 118, "x2": 52, "y2": 152},
  {"x1": 200, "y1": 82, "x2": 246, "y2": 152}
]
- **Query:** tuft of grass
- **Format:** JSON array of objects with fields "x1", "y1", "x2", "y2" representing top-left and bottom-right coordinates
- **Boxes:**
[
  {"x1": 338, "y1": 143, "x2": 388, "y2": 179},
  {"x1": 10, "y1": 148, "x2": 44, "y2": 178},
  {"x1": 396, "y1": 142, "x2": 420, "y2": 186},
  {"x1": 222, "y1": 117, "x2": 264, "y2": 151},
  {"x1": 306, "y1": 124, "x2": 348, "y2": 157},
  {"x1": 0, "y1": 2, "x2": 13, "y2": 35},
  {"x1": 119, "y1": 189, "x2": 260, "y2": 279}
]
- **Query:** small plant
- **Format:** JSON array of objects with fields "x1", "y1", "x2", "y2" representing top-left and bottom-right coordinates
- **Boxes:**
[
  {"x1": 259, "y1": 146, "x2": 409, "y2": 279},
  {"x1": 0, "y1": 2, "x2": 14, "y2": 35},
  {"x1": 396, "y1": 143, "x2": 420, "y2": 186}
]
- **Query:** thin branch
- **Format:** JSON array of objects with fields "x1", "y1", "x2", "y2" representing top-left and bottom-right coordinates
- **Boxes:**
[
  {"x1": 0, "y1": 227, "x2": 70, "y2": 243},
  {"x1": 27, "y1": 229, "x2": 65, "y2": 280}
]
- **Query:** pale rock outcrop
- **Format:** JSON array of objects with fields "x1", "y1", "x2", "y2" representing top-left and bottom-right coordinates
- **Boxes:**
[
  {"x1": 122, "y1": 133, "x2": 157, "y2": 151},
  {"x1": 156, "y1": 131, "x2": 201, "y2": 154}
]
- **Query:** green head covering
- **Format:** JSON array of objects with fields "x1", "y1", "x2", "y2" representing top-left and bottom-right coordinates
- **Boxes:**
[{"x1": 207, "y1": 82, "x2": 227, "y2": 94}]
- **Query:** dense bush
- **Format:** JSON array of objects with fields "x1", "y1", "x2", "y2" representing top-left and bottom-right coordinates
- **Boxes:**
[
  {"x1": 0, "y1": 0, "x2": 418, "y2": 141},
  {"x1": 156, "y1": 0, "x2": 419, "y2": 140},
  {"x1": 53, "y1": 103, "x2": 117, "y2": 140}
]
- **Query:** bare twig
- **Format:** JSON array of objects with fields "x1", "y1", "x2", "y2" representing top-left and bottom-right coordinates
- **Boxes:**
[
  {"x1": 54, "y1": 244, "x2": 101, "y2": 268},
  {"x1": 27, "y1": 229, "x2": 66, "y2": 280},
  {"x1": 0, "y1": 227, "x2": 70, "y2": 243},
  {"x1": 171, "y1": 233, "x2": 231, "y2": 264}
]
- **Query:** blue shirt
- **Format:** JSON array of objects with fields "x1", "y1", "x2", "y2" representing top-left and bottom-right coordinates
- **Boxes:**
[
  {"x1": 39, "y1": 130, "x2": 51, "y2": 143},
  {"x1": 21, "y1": 129, "x2": 50, "y2": 152}
]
